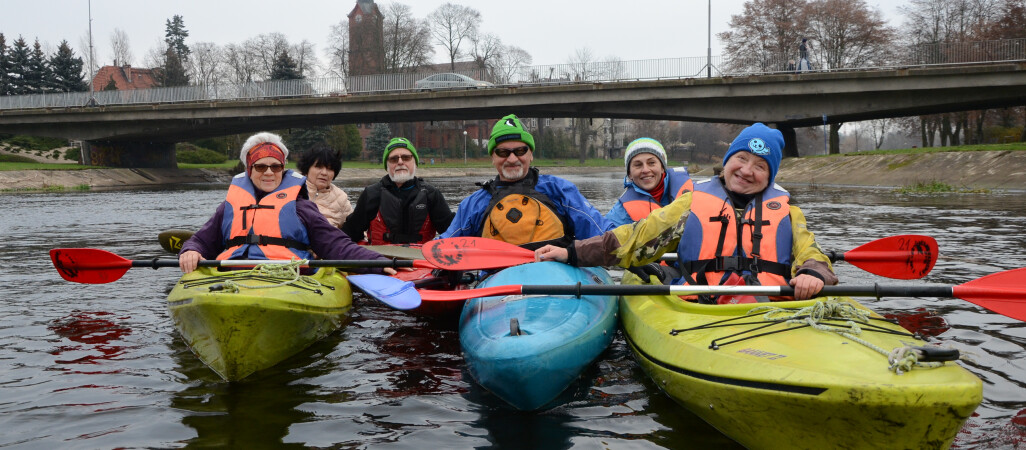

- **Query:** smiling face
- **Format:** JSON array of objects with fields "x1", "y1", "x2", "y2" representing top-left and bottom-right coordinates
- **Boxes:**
[
  {"x1": 386, "y1": 149, "x2": 417, "y2": 185},
  {"x1": 722, "y1": 151, "x2": 770, "y2": 194},
  {"x1": 628, "y1": 153, "x2": 665, "y2": 191},
  {"x1": 491, "y1": 141, "x2": 533, "y2": 182},
  {"x1": 249, "y1": 156, "x2": 284, "y2": 193}
]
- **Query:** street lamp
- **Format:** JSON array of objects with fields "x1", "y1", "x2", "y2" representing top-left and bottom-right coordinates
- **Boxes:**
[{"x1": 463, "y1": 130, "x2": 468, "y2": 164}]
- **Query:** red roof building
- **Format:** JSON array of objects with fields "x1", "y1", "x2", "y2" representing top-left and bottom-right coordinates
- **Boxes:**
[{"x1": 91, "y1": 65, "x2": 159, "y2": 91}]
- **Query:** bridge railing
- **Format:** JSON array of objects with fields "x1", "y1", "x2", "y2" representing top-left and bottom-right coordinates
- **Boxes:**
[{"x1": 1, "y1": 38, "x2": 1023, "y2": 111}]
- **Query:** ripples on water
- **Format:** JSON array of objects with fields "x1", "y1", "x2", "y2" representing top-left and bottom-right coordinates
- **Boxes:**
[{"x1": 1, "y1": 174, "x2": 1025, "y2": 449}]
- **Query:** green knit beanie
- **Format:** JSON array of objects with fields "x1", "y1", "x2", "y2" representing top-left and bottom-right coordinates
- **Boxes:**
[
  {"x1": 488, "y1": 114, "x2": 535, "y2": 154},
  {"x1": 382, "y1": 137, "x2": 419, "y2": 168}
]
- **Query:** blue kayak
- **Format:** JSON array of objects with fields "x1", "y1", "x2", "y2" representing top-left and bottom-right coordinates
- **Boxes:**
[{"x1": 459, "y1": 261, "x2": 617, "y2": 410}]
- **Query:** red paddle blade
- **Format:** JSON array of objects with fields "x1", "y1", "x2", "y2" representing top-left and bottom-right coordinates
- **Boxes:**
[
  {"x1": 419, "y1": 284, "x2": 523, "y2": 302},
  {"x1": 49, "y1": 248, "x2": 133, "y2": 284},
  {"x1": 842, "y1": 235, "x2": 938, "y2": 280},
  {"x1": 953, "y1": 268, "x2": 1026, "y2": 321},
  {"x1": 422, "y1": 237, "x2": 534, "y2": 270}
]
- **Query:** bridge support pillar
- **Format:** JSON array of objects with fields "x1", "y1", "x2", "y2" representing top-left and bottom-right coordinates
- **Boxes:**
[
  {"x1": 82, "y1": 140, "x2": 177, "y2": 168},
  {"x1": 776, "y1": 125, "x2": 799, "y2": 158}
]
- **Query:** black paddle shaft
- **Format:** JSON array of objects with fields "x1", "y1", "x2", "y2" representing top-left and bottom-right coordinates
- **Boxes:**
[
  {"x1": 517, "y1": 283, "x2": 956, "y2": 299},
  {"x1": 131, "y1": 258, "x2": 417, "y2": 269}
]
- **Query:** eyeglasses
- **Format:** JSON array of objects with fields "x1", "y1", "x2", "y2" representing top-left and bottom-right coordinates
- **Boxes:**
[
  {"x1": 387, "y1": 154, "x2": 414, "y2": 164},
  {"x1": 494, "y1": 146, "x2": 530, "y2": 158},
  {"x1": 251, "y1": 163, "x2": 285, "y2": 173}
]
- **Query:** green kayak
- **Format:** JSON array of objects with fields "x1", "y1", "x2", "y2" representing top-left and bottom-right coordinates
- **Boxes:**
[{"x1": 167, "y1": 265, "x2": 353, "y2": 381}]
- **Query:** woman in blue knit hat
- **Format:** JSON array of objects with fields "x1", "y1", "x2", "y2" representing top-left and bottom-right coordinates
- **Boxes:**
[
  {"x1": 535, "y1": 123, "x2": 838, "y2": 303},
  {"x1": 606, "y1": 138, "x2": 693, "y2": 226}
]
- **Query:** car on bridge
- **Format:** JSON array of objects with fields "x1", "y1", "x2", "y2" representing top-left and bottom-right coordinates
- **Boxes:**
[{"x1": 415, "y1": 73, "x2": 494, "y2": 91}]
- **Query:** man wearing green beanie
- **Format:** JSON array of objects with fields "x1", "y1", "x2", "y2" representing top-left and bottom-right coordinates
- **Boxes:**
[
  {"x1": 343, "y1": 137, "x2": 454, "y2": 244},
  {"x1": 439, "y1": 114, "x2": 614, "y2": 249}
]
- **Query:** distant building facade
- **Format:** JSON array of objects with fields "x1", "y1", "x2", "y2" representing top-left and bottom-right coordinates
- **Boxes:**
[
  {"x1": 91, "y1": 65, "x2": 158, "y2": 91},
  {"x1": 348, "y1": 0, "x2": 385, "y2": 77}
]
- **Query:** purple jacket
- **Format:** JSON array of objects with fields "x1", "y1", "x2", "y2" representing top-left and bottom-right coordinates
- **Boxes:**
[{"x1": 180, "y1": 197, "x2": 389, "y2": 274}]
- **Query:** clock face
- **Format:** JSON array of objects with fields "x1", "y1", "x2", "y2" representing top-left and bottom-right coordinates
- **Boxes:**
[{"x1": 355, "y1": 14, "x2": 362, "y2": 22}]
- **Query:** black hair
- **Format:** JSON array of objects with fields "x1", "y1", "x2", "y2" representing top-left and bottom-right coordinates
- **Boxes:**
[{"x1": 297, "y1": 144, "x2": 343, "y2": 179}]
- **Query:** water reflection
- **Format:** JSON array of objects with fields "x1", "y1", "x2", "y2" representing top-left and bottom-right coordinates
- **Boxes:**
[{"x1": 2, "y1": 176, "x2": 1026, "y2": 448}]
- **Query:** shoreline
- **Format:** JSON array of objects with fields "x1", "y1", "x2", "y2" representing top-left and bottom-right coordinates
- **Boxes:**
[{"x1": 2, "y1": 150, "x2": 1024, "y2": 192}]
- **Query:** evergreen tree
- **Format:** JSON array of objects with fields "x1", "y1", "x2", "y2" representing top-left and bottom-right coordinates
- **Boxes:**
[
  {"x1": 164, "y1": 15, "x2": 190, "y2": 61},
  {"x1": 25, "y1": 39, "x2": 50, "y2": 94},
  {"x1": 0, "y1": 33, "x2": 9, "y2": 95},
  {"x1": 287, "y1": 127, "x2": 331, "y2": 155},
  {"x1": 6, "y1": 36, "x2": 30, "y2": 95},
  {"x1": 49, "y1": 41, "x2": 88, "y2": 92},
  {"x1": 156, "y1": 47, "x2": 190, "y2": 87},
  {"x1": 269, "y1": 50, "x2": 302, "y2": 80},
  {"x1": 327, "y1": 124, "x2": 364, "y2": 160},
  {"x1": 340, "y1": 124, "x2": 364, "y2": 160},
  {"x1": 366, "y1": 123, "x2": 391, "y2": 159},
  {"x1": 103, "y1": 75, "x2": 118, "y2": 90}
]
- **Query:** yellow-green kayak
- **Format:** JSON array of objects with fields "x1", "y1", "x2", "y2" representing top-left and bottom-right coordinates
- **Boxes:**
[
  {"x1": 167, "y1": 265, "x2": 353, "y2": 381},
  {"x1": 620, "y1": 272, "x2": 982, "y2": 450}
]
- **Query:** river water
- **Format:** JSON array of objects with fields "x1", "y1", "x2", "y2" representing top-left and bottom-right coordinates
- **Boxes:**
[{"x1": 2, "y1": 172, "x2": 1026, "y2": 449}]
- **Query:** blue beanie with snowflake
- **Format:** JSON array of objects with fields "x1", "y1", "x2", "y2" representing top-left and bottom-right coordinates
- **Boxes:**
[{"x1": 722, "y1": 123, "x2": 784, "y2": 185}]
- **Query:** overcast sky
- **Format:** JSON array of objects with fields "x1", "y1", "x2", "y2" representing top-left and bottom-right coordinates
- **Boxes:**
[{"x1": 1, "y1": 0, "x2": 907, "y2": 74}]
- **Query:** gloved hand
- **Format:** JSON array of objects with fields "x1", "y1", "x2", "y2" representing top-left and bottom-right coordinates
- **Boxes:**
[{"x1": 627, "y1": 263, "x2": 668, "y2": 284}]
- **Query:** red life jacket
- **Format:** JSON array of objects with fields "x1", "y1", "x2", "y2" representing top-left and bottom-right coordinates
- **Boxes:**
[
  {"x1": 217, "y1": 170, "x2": 312, "y2": 261},
  {"x1": 675, "y1": 178, "x2": 792, "y2": 303},
  {"x1": 621, "y1": 168, "x2": 694, "y2": 221},
  {"x1": 367, "y1": 180, "x2": 436, "y2": 244}
]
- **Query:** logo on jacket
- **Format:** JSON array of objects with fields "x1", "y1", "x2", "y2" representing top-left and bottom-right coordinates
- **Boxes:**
[
  {"x1": 766, "y1": 201, "x2": 782, "y2": 210},
  {"x1": 748, "y1": 138, "x2": 769, "y2": 155},
  {"x1": 276, "y1": 193, "x2": 287, "y2": 199}
]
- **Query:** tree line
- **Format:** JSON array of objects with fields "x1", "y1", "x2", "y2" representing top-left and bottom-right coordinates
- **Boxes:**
[{"x1": 0, "y1": 34, "x2": 88, "y2": 95}]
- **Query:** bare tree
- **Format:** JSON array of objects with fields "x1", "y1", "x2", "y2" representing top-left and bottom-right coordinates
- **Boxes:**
[
  {"x1": 142, "y1": 39, "x2": 169, "y2": 70},
  {"x1": 565, "y1": 47, "x2": 597, "y2": 81},
  {"x1": 109, "y1": 28, "x2": 132, "y2": 66},
  {"x1": 805, "y1": 0, "x2": 897, "y2": 69},
  {"x1": 291, "y1": 39, "x2": 318, "y2": 77},
  {"x1": 223, "y1": 43, "x2": 258, "y2": 83},
  {"x1": 718, "y1": 0, "x2": 806, "y2": 73},
  {"x1": 470, "y1": 31, "x2": 502, "y2": 79},
  {"x1": 900, "y1": 0, "x2": 1000, "y2": 45},
  {"x1": 427, "y1": 3, "x2": 481, "y2": 71},
  {"x1": 243, "y1": 32, "x2": 290, "y2": 80},
  {"x1": 189, "y1": 41, "x2": 224, "y2": 87},
  {"x1": 382, "y1": 3, "x2": 433, "y2": 72},
  {"x1": 325, "y1": 19, "x2": 349, "y2": 78},
  {"x1": 597, "y1": 55, "x2": 626, "y2": 81},
  {"x1": 492, "y1": 46, "x2": 532, "y2": 84}
]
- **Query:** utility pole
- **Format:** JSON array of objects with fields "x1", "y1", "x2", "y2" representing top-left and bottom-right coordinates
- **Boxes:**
[
  {"x1": 707, "y1": 0, "x2": 711, "y2": 78},
  {"x1": 87, "y1": 0, "x2": 96, "y2": 105}
]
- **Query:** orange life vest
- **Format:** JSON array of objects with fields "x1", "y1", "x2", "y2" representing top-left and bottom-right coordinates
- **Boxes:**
[
  {"x1": 217, "y1": 170, "x2": 312, "y2": 261},
  {"x1": 479, "y1": 169, "x2": 572, "y2": 250},
  {"x1": 675, "y1": 178, "x2": 792, "y2": 303},
  {"x1": 622, "y1": 167, "x2": 694, "y2": 221}
]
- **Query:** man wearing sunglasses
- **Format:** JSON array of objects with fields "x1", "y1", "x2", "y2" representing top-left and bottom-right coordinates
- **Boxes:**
[
  {"x1": 439, "y1": 114, "x2": 614, "y2": 249},
  {"x1": 177, "y1": 132, "x2": 395, "y2": 274},
  {"x1": 343, "y1": 137, "x2": 454, "y2": 245}
]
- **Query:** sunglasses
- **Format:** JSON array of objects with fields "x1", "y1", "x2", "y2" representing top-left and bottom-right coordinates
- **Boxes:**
[
  {"x1": 494, "y1": 146, "x2": 530, "y2": 158},
  {"x1": 388, "y1": 154, "x2": 415, "y2": 164},
  {"x1": 251, "y1": 163, "x2": 285, "y2": 173}
]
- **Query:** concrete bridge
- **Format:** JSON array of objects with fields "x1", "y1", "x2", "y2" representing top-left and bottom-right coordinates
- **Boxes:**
[{"x1": 1, "y1": 62, "x2": 1025, "y2": 167}]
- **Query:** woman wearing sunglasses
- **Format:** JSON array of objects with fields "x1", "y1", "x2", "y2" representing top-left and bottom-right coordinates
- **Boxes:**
[
  {"x1": 177, "y1": 132, "x2": 393, "y2": 274},
  {"x1": 439, "y1": 114, "x2": 615, "y2": 249}
]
